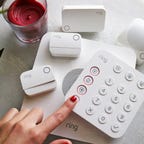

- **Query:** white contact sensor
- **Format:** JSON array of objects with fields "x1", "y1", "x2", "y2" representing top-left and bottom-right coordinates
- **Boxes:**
[
  {"x1": 62, "y1": 5, "x2": 106, "y2": 32},
  {"x1": 49, "y1": 32, "x2": 81, "y2": 57},
  {"x1": 20, "y1": 65, "x2": 56, "y2": 96}
]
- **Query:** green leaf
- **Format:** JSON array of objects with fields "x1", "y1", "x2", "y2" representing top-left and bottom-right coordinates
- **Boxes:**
[{"x1": 0, "y1": 9, "x2": 8, "y2": 14}]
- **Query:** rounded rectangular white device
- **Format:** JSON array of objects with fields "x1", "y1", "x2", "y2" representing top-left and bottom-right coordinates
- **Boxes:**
[
  {"x1": 62, "y1": 5, "x2": 106, "y2": 32},
  {"x1": 65, "y1": 50, "x2": 144, "y2": 138},
  {"x1": 20, "y1": 65, "x2": 56, "y2": 96},
  {"x1": 49, "y1": 32, "x2": 81, "y2": 57}
]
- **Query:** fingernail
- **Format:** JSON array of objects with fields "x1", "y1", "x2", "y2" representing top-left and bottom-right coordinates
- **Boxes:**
[
  {"x1": 63, "y1": 141, "x2": 71, "y2": 144},
  {"x1": 70, "y1": 95, "x2": 77, "y2": 103}
]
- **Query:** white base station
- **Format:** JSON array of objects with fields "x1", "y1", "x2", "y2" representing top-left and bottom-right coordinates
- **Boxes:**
[{"x1": 22, "y1": 33, "x2": 136, "y2": 144}]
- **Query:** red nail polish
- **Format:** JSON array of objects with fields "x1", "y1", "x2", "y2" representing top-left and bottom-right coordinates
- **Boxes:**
[
  {"x1": 70, "y1": 95, "x2": 77, "y2": 103},
  {"x1": 63, "y1": 142, "x2": 70, "y2": 144}
]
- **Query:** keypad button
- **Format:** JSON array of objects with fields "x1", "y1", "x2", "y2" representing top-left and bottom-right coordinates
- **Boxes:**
[
  {"x1": 117, "y1": 113, "x2": 126, "y2": 123},
  {"x1": 90, "y1": 66, "x2": 100, "y2": 76},
  {"x1": 111, "y1": 124, "x2": 120, "y2": 133},
  {"x1": 98, "y1": 115, "x2": 107, "y2": 124},
  {"x1": 117, "y1": 86, "x2": 126, "y2": 94},
  {"x1": 83, "y1": 75, "x2": 94, "y2": 85},
  {"x1": 137, "y1": 81, "x2": 144, "y2": 89},
  {"x1": 105, "y1": 78, "x2": 114, "y2": 86},
  {"x1": 125, "y1": 72, "x2": 135, "y2": 81},
  {"x1": 105, "y1": 105, "x2": 113, "y2": 114},
  {"x1": 129, "y1": 94, "x2": 137, "y2": 102},
  {"x1": 113, "y1": 65, "x2": 123, "y2": 73},
  {"x1": 111, "y1": 96, "x2": 119, "y2": 104},
  {"x1": 86, "y1": 106, "x2": 95, "y2": 115},
  {"x1": 99, "y1": 87, "x2": 107, "y2": 96},
  {"x1": 123, "y1": 103, "x2": 132, "y2": 112},
  {"x1": 77, "y1": 85, "x2": 87, "y2": 95},
  {"x1": 92, "y1": 97, "x2": 101, "y2": 105}
]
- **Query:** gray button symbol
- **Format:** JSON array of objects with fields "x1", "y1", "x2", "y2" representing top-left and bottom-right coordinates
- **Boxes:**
[
  {"x1": 43, "y1": 67, "x2": 50, "y2": 73},
  {"x1": 73, "y1": 34, "x2": 80, "y2": 41},
  {"x1": 64, "y1": 25, "x2": 70, "y2": 31}
]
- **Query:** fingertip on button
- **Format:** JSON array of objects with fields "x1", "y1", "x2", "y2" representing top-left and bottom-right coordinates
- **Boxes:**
[{"x1": 70, "y1": 95, "x2": 79, "y2": 103}]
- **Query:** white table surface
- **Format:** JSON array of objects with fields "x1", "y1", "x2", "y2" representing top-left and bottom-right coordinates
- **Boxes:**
[{"x1": 0, "y1": 0, "x2": 144, "y2": 143}]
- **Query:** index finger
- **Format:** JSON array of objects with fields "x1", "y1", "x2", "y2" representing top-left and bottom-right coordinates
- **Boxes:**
[{"x1": 36, "y1": 95, "x2": 78, "y2": 134}]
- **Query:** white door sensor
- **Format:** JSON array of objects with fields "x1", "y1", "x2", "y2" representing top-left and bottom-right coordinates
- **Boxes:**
[
  {"x1": 49, "y1": 32, "x2": 81, "y2": 57},
  {"x1": 20, "y1": 65, "x2": 56, "y2": 96},
  {"x1": 62, "y1": 5, "x2": 106, "y2": 32}
]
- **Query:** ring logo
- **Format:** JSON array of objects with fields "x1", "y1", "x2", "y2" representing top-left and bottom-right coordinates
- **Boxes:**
[{"x1": 65, "y1": 122, "x2": 79, "y2": 132}]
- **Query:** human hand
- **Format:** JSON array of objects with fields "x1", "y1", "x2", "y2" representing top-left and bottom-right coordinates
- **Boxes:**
[{"x1": 0, "y1": 96, "x2": 77, "y2": 144}]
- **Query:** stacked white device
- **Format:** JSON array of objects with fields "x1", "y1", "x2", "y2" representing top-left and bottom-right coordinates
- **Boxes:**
[
  {"x1": 49, "y1": 32, "x2": 81, "y2": 57},
  {"x1": 65, "y1": 50, "x2": 144, "y2": 138},
  {"x1": 62, "y1": 5, "x2": 106, "y2": 32}
]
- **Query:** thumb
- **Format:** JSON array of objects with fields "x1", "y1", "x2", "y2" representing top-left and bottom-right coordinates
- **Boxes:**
[{"x1": 49, "y1": 139, "x2": 72, "y2": 144}]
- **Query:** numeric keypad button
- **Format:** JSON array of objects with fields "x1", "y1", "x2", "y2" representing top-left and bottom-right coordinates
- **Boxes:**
[
  {"x1": 98, "y1": 115, "x2": 107, "y2": 124},
  {"x1": 83, "y1": 75, "x2": 94, "y2": 85},
  {"x1": 105, "y1": 78, "x2": 114, "y2": 86},
  {"x1": 113, "y1": 65, "x2": 123, "y2": 73},
  {"x1": 125, "y1": 72, "x2": 135, "y2": 81},
  {"x1": 117, "y1": 86, "x2": 126, "y2": 94},
  {"x1": 137, "y1": 81, "x2": 144, "y2": 89},
  {"x1": 90, "y1": 66, "x2": 100, "y2": 76},
  {"x1": 92, "y1": 97, "x2": 101, "y2": 105},
  {"x1": 111, "y1": 96, "x2": 119, "y2": 104},
  {"x1": 105, "y1": 106, "x2": 113, "y2": 114},
  {"x1": 123, "y1": 103, "x2": 132, "y2": 112},
  {"x1": 129, "y1": 94, "x2": 137, "y2": 102},
  {"x1": 86, "y1": 106, "x2": 95, "y2": 115},
  {"x1": 77, "y1": 85, "x2": 87, "y2": 95},
  {"x1": 117, "y1": 113, "x2": 126, "y2": 123},
  {"x1": 111, "y1": 124, "x2": 120, "y2": 133},
  {"x1": 99, "y1": 87, "x2": 107, "y2": 96}
]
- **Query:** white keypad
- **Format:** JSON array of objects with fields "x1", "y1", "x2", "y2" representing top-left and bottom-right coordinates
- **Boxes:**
[{"x1": 65, "y1": 51, "x2": 144, "y2": 138}]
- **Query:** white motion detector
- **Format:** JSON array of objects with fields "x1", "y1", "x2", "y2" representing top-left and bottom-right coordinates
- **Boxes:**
[
  {"x1": 49, "y1": 32, "x2": 81, "y2": 57},
  {"x1": 62, "y1": 5, "x2": 106, "y2": 32},
  {"x1": 127, "y1": 18, "x2": 144, "y2": 65},
  {"x1": 20, "y1": 65, "x2": 56, "y2": 96}
]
